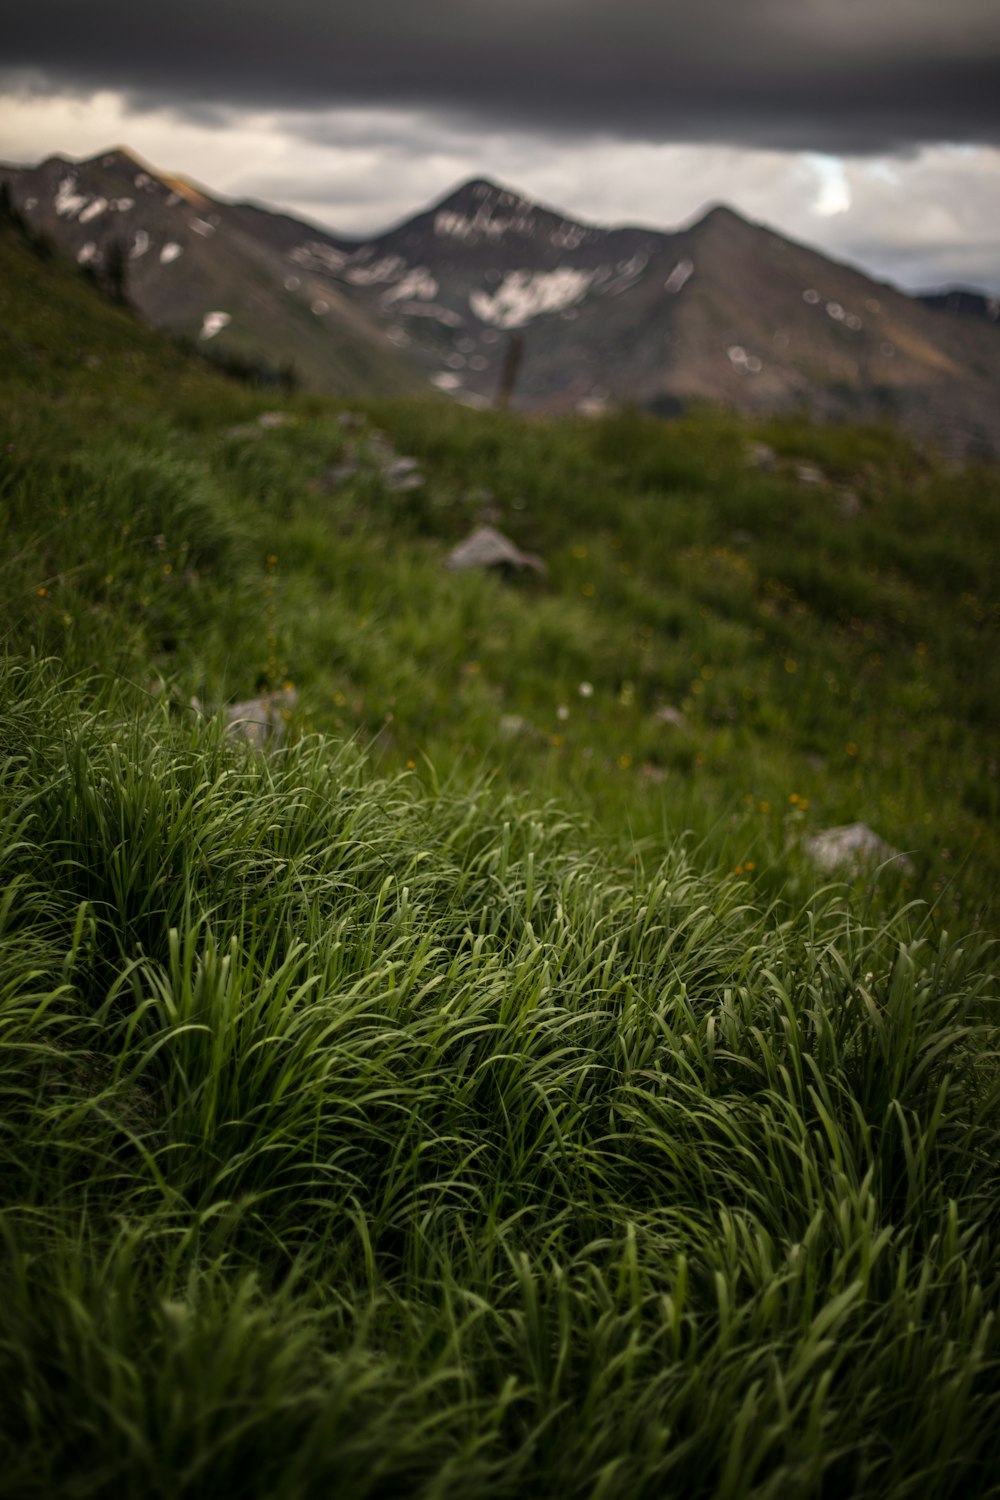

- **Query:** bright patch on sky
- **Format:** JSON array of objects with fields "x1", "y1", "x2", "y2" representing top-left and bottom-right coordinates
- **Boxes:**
[
  {"x1": 807, "y1": 154, "x2": 851, "y2": 217},
  {"x1": 470, "y1": 267, "x2": 596, "y2": 328},
  {"x1": 199, "y1": 311, "x2": 231, "y2": 340}
]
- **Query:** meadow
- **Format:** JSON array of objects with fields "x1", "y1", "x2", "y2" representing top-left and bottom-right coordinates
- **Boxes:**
[{"x1": 1, "y1": 221, "x2": 998, "y2": 1497}]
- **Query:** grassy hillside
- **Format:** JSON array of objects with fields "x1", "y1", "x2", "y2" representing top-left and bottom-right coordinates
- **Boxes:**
[{"x1": 2, "y1": 224, "x2": 999, "y2": 1497}]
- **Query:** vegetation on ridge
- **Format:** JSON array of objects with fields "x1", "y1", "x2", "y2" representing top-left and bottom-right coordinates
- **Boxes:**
[{"x1": 1, "y1": 217, "x2": 999, "y2": 1498}]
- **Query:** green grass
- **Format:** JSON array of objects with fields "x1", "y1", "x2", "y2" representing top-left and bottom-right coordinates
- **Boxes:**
[{"x1": 1, "y1": 220, "x2": 999, "y2": 1498}]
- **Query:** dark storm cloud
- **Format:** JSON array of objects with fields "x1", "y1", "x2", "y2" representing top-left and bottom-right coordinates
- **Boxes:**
[{"x1": 4, "y1": 0, "x2": 1000, "y2": 153}]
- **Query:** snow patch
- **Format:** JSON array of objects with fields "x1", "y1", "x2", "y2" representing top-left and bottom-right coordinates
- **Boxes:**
[
  {"x1": 435, "y1": 204, "x2": 537, "y2": 242},
  {"x1": 396, "y1": 302, "x2": 464, "y2": 327},
  {"x1": 826, "y1": 302, "x2": 845, "y2": 322},
  {"x1": 130, "y1": 230, "x2": 150, "y2": 260},
  {"x1": 111, "y1": 197, "x2": 134, "y2": 212},
  {"x1": 77, "y1": 242, "x2": 99, "y2": 265},
  {"x1": 603, "y1": 253, "x2": 648, "y2": 296},
  {"x1": 24, "y1": 197, "x2": 37, "y2": 211},
  {"x1": 431, "y1": 372, "x2": 463, "y2": 391},
  {"x1": 664, "y1": 259, "x2": 694, "y2": 294},
  {"x1": 199, "y1": 311, "x2": 231, "y2": 340},
  {"x1": 190, "y1": 218, "x2": 215, "y2": 237},
  {"x1": 134, "y1": 172, "x2": 156, "y2": 190},
  {"x1": 78, "y1": 197, "x2": 108, "y2": 224},
  {"x1": 311, "y1": 299, "x2": 330, "y2": 315},
  {"x1": 550, "y1": 222, "x2": 588, "y2": 250},
  {"x1": 381, "y1": 267, "x2": 438, "y2": 305},
  {"x1": 55, "y1": 175, "x2": 88, "y2": 219},
  {"x1": 469, "y1": 267, "x2": 596, "y2": 329},
  {"x1": 345, "y1": 254, "x2": 405, "y2": 286},
  {"x1": 802, "y1": 288, "x2": 821, "y2": 305},
  {"x1": 288, "y1": 241, "x2": 348, "y2": 272},
  {"x1": 160, "y1": 242, "x2": 183, "y2": 265}
]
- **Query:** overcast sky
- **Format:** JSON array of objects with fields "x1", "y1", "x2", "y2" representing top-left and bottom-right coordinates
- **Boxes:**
[{"x1": 3, "y1": 0, "x2": 999, "y2": 293}]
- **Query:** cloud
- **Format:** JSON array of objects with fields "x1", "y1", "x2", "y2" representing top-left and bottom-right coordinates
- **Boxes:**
[{"x1": 4, "y1": 0, "x2": 1000, "y2": 154}]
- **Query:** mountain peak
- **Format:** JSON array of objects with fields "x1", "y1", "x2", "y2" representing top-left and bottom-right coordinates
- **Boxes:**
[
  {"x1": 689, "y1": 202, "x2": 752, "y2": 231},
  {"x1": 83, "y1": 145, "x2": 154, "y2": 173},
  {"x1": 433, "y1": 176, "x2": 537, "y2": 215}
]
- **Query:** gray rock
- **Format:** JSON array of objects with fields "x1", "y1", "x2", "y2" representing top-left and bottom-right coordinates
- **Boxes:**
[
  {"x1": 320, "y1": 461, "x2": 360, "y2": 491},
  {"x1": 224, "y1": 688, "x2": 298, "y2": 748},
  {"x1": 745, "y1": 441, "x2": 776, "y2": 470},
  {"x1": 383, "y1": 456, "x2": 424, "y2": 492},
  {"x1": 806, "y1": 822, "x2": 913, "y2": 877},
  {"x1": 446, "y1": 525, "x2": 546, "y2": 575},
  {"x1": 654, "y1": 706, "x2": 688, "y2": 730},
  {"x1": 795, "y1": 463, "x2": 826, "y2": 486}
]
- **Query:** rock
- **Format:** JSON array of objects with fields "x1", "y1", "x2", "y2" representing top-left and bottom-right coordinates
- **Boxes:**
[
  {"x1": 654, "y1": 706, "x2": 688, "y2": 730},
  {"x1": 446, "y1": 525, "x2": 546, "y2": 576},
  {"x1": 223, "y1": 688, "x2": 298, "y2": 748},
  {"x1": 319, "y1": 461, "x2": 360, "y2": 491},
  {"x1": 806, "y1": 822, "x2": 913, "y2": 877},
  {"x1": 745, "y1": 441, "x2": 776, "y2": 470},
  {"x1": 383, "y1": 456, "x2": 424, "y2": 492},
  {"x1": 795, "y1": 463, "x2": 826, "y2": 486}
]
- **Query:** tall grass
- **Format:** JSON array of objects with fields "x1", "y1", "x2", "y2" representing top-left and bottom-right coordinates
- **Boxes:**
[{"x1": 1, "y1": 657, "x2": 998, "y2": 1497}]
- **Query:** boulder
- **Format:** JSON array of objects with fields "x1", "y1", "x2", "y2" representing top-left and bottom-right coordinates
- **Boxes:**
[
  {"x1": 223, "y1": 687, "x2": 298, "y2": 748},
  {"x1": 446, "y1": 525, "x2": 546, "y2": 575},
  {"x1": 744, "y1": 441, "x2": 776, "y2": 470},
  {"x1": 795, "y1": 463, "x2": 826, "y2": 486},
  {"x1": 806, "y1": 822, "x2": 913, "y2": 877},
  {"x1": 654, "y1": 706, "x2": 688, "y2": 730}
]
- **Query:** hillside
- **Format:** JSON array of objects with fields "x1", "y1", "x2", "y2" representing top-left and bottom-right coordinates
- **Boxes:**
[
  {"x1": 1, "y1": 217, "x2": 999, "y2": 1498},
  {"x1": 4, "y1": 147, "x2": 1000, "y2": 456}
]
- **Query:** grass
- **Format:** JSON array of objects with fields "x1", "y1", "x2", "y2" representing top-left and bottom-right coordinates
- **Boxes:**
[{"x1": 1, "y1": 218, "x2": 999, "y2": 1497}]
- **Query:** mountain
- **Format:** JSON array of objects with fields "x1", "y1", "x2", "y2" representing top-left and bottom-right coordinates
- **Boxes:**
[
  {"x1": 0, "y1": 147, "x2": 424, "y2": 397},
  {"x1": 4, "y1": 148, "x2": 1000, "y2": 456}
]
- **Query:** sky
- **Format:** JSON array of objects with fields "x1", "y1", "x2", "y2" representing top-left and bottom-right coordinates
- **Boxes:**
[{"x1": 2, "y1": 0, "x2": 999, "y2": 295}]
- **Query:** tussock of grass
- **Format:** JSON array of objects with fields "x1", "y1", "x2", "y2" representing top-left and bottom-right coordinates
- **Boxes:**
[
  {"x1": 2, "y1": 659, "x2": 998, "y2": 1497},
  {"x1": 2, "y1": 216, "x2": 1000, "y2": 1497}
]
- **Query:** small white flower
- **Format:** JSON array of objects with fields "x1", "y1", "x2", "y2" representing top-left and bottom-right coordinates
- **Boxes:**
[{"x1": 578, "y1": 681, "x2": 594, "y2": 698}]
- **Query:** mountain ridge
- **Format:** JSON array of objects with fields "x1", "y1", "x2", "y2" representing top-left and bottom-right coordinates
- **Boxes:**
[{"x1": 3, "y1": 146, "x2": 999, "y2": 456}]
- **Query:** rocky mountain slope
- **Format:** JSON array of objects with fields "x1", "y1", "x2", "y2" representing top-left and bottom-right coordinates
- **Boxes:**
[{"x1": 4, "y1": 147, "x2": 999, "y2": 455}]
